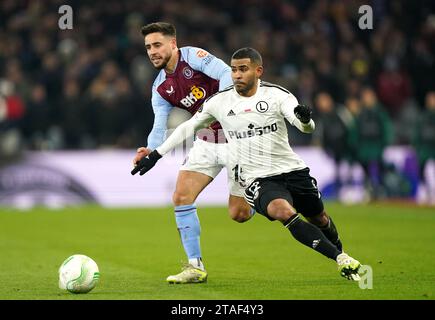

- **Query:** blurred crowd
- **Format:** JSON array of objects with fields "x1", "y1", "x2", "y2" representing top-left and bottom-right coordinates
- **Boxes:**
[{"x1": 0, "y1": 0, "x2": 434, "y2": 195}]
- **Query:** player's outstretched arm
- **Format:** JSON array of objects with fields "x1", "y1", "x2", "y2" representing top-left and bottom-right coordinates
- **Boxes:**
[
  {"x1": 147, "y1": 88, "x2": 173, "y2": 150},
  {"x1": 131, "y1": 112, "x2": 214, "y2": 176},
  {"x1": 280, "y1": 94, "x2": 315, "y2": 133},
  {"x1": 293, "y1": 104, "x2": 315, "y2": 133}
]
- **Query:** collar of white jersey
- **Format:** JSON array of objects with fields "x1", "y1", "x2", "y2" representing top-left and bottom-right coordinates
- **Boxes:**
[{"x1": 233, "y1": 79, "x2": 262, "y2": 99}]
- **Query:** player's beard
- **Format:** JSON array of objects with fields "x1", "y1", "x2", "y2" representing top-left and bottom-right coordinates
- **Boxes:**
[
  {"x1": 152, "y1": 54, "x2": 171, "y2": 70},
  {"x1": 235, "y1": 78, "x2": 256, "y2": 96}
]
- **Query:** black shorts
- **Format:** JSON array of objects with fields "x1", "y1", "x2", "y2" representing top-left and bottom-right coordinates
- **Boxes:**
[{"x1": 244, "y1": 168, "x2": 324, "y2": 220}]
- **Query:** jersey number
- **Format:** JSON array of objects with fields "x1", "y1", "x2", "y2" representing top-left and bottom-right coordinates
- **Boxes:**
[{"x1": 232, "y1": 164, "x2": 246, "y2": 187}]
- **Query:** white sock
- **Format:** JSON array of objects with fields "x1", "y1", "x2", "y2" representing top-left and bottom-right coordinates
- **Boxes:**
[{"x1": 189, "y1": 258, "x2": 205, "y2": 271}]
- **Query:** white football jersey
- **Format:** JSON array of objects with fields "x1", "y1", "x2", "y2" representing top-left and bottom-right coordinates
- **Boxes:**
[
  {"x1": 191, "y1": 80, "x2": 310, "y2": 186},
  {"x1": 156, "y1": 79, "x2": 314, "y2": 187}
]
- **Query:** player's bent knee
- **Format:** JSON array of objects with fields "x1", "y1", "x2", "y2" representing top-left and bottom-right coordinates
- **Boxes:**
[
  {"x1": 172, "y1": 191, "x2": 195, "y2": 206},
  {"x1": 306, "y1": 210, "x2": 329, "y2": 226},
  {"x1": 267, "y1": 199, "x2": 296, "y2": 222}
]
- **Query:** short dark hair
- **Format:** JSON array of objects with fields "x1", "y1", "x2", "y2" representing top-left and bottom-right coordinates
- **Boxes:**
[
  {"x1": 141, "y1": 22, "x2": 176, "y2": 37},
  {"x1": 231, "y1": 47, "x2": 263, "y2": 65}
]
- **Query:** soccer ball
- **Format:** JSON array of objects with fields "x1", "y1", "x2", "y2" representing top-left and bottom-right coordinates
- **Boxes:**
[{"x1": 58, "y1": 254, "x2": 100, "y2": 294}]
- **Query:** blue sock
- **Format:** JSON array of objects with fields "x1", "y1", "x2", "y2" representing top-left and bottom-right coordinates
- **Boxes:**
[{"x1": 175, "y1": 204, "x2": 201, "y2": 260}]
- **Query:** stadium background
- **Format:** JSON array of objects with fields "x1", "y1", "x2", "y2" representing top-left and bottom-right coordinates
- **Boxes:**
[{"x1": 0, "y1": 0, "x2": 434, "y2": 302}]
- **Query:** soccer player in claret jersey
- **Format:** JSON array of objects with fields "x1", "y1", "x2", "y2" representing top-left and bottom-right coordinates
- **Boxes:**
[
  {"x1": 134, "y1": 47, "x2": 362, "y2": 281},
  {"x1": 132, "y1": 23, "x2": 254, "y2": 284}
]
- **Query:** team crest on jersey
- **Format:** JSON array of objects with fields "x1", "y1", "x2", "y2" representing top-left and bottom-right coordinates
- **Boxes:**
[
  {"x1": 256, "y1": 101, "x2": 269, "y2": 113},
  {"x1": 196, "y1": 49, "x2": 208, "y2": 58},
  {"x1": 183, "y1": 67, "x2": 193, "y2": 79}
]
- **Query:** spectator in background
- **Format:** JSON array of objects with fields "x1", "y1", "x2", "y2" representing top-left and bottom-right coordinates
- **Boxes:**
[
  {"x1": 0, "y1": 79, "x2": 25, "y2": 160},
  {"x1": 315, "y1": 58, "x2": 341, "y2": 101},
  {"x1": 413, "y1": 91, "x2": 435, "y2": 204},
  {"x1": 343, "y1": 96, "x2": 362, "y2": 184},
  {"x1": 348, "y1": 87, "x2": 393, "y2": 200},
  {"x1": 39, "y1": 52, "x2": 63, "y2": 108},
  {"x1": 290, "y1": 66, "x2": 316, "y2": 146},
  {"x1": 0, "y1": 79, "x2": 25, "y2": 126},
  {"x1": 88, "y1": 61, "x2": 139, "y2": 148},
  {"x1": 60, "y1": 78, "x2": 95, "y2": 149},
  {"x1": 108, "y1": 75, "x2": 146, "y2": 148},
  {"x1": 21, "y1": 83, "x2": 51, "y2": 149},
  {"x1": 313, "y1": 92, "x2": 353, "y2": 195},
  {"x1": 4, "y1": 59, "x2": 31, "y2": 102},
  {"x1": 345, "y1": 96, "x2": 361, "y2": 120},
  {"x1": 376, "y1": 57, "x2": 412, "y2": 120}
]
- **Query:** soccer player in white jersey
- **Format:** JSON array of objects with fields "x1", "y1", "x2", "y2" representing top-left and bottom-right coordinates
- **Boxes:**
[
  {"x1": 133, "y1": 47, "x2": 362, "y2": 281},
  {"x1": 132, "y1": 23, "x2": 254, "y2": 284}
]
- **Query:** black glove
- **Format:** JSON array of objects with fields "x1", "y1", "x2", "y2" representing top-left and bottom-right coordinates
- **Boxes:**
[
  {"x1": 294, "y1": 104, "x2": 312, "y2": 124},
  {"x1": 131, "y1": 150, "x2": 162, "y2": 176}
]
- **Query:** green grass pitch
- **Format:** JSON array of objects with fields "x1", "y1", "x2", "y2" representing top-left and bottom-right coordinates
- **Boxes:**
[{"x1": 0, "y1": 202, "x2": 434, "y2": 300}]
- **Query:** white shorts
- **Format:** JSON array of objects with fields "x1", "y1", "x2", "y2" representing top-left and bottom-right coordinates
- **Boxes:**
[{"x1": 180, "y1": 139, "x2": 244, "y2": 197}]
